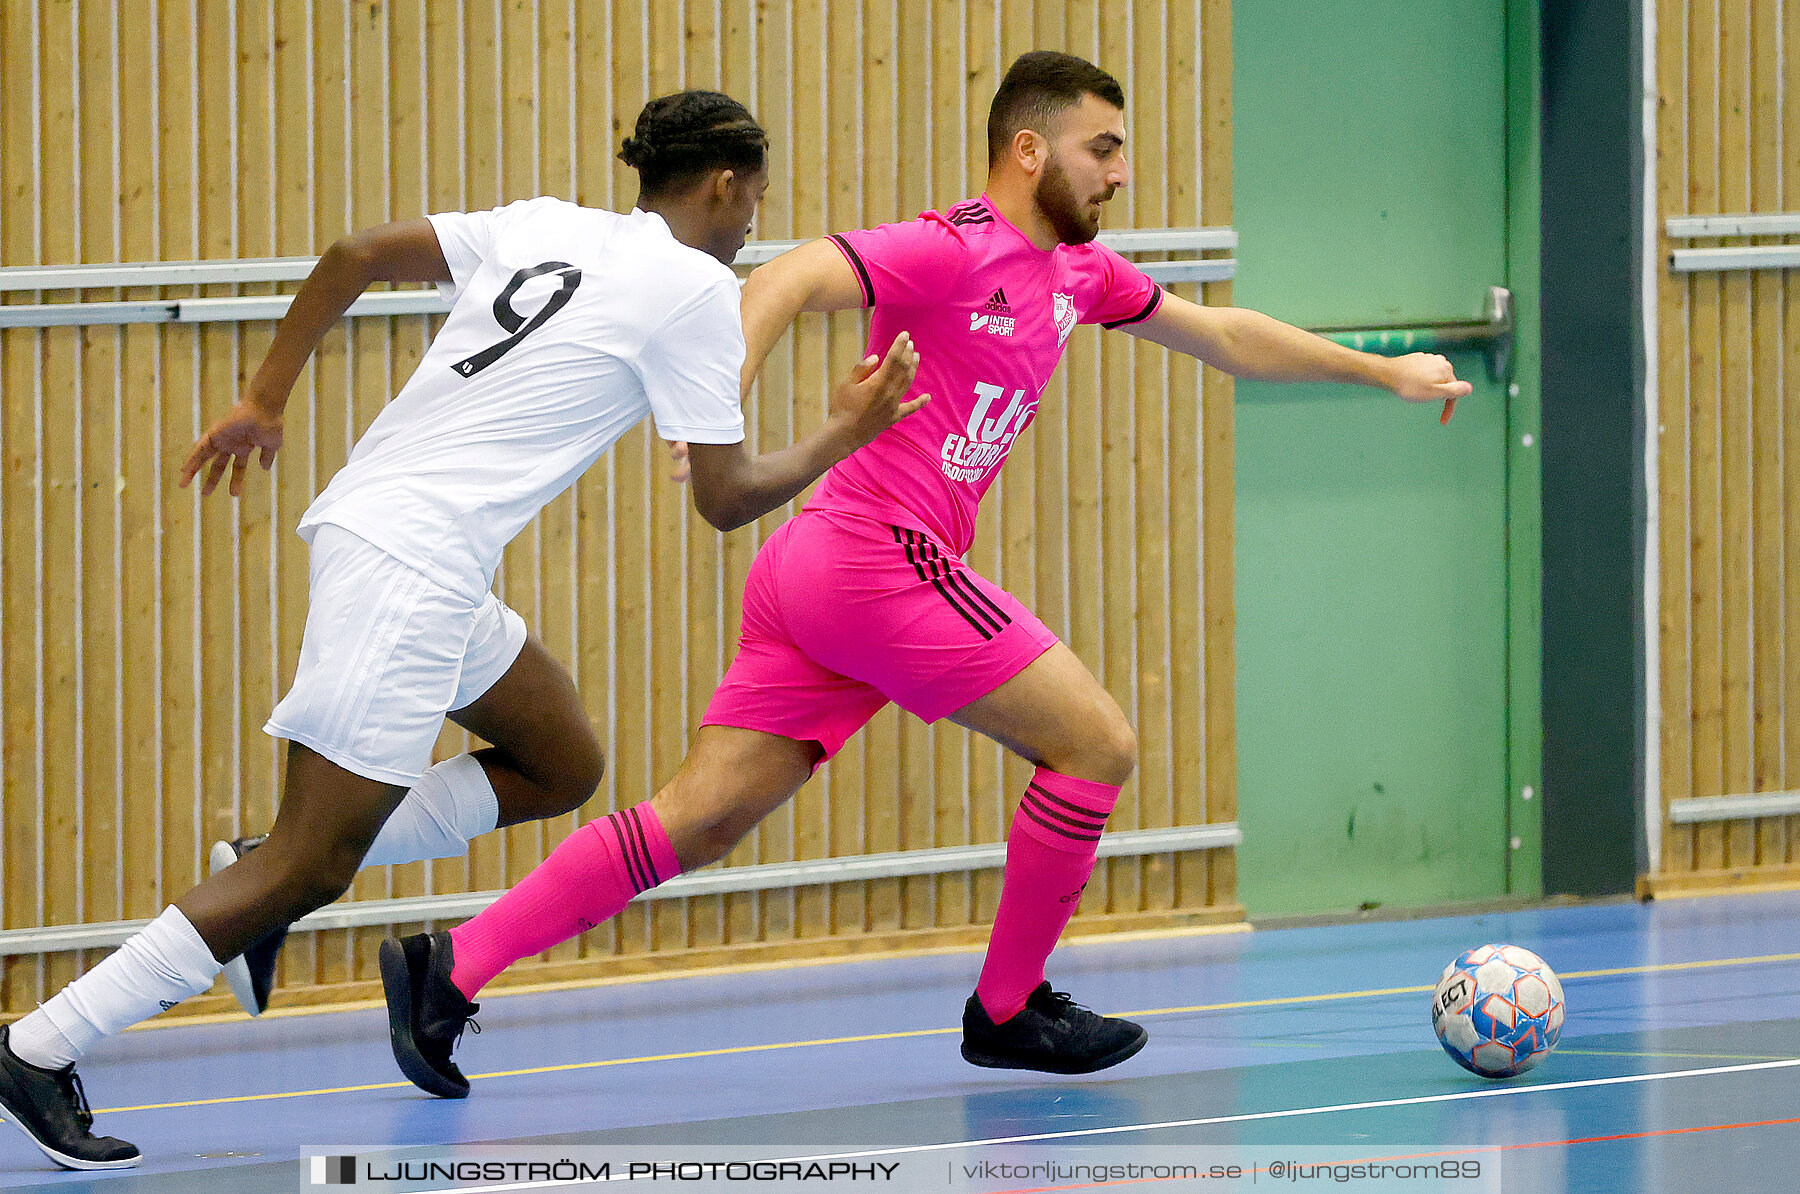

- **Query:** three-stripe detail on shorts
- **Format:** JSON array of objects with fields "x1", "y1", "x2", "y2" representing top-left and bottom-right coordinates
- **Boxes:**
[
  {"x1": 1019, "y1": 782, "x2": 1110, "y2": 844},
  {"x1": 606, "y1": 807, "x2": 664, "y2": 895},
  {"x1": 893, "y1": 527, "x2": 1013, "y2": 641}
]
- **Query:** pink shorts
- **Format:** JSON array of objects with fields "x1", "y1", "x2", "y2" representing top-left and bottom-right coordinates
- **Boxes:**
[{"x1": 702, "y1": 510, "x2": 1058, "y2": 761}]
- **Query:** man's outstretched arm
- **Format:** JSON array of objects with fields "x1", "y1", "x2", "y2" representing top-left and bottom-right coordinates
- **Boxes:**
[
  {"x1": 179, "y1": 219, "x2": 453, "y2": 496},
  {"x1": 1125, "y1": 290, "x2": 1472, "y2": 421}
]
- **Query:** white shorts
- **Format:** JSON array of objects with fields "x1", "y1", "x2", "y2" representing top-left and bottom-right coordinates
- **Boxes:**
[{"x1": 264, "y1": 526, "x2": 528, "y2": 785}]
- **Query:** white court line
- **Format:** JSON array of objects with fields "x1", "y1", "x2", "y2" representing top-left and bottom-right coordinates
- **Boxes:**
[{"x1": 414, "y1": 1055, "x2": 1800, "y2": 1192}]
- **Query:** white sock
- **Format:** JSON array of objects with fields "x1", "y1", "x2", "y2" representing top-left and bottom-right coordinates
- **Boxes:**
[
  {"x1": 361, "y1": 753, "x2": 499, "y2": 867},
  {"x1": 6, "y1": 1017, "x2": 80, "y2": 1071},
  {"x1": 8, "y1": 907, "x2": 220, "y2": 1069}
]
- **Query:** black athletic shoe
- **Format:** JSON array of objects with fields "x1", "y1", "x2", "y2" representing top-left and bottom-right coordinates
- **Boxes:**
[
  {"x1": 961, "y1": 982, "x2": 1148, "y2": 1075},
  {"x1": 379, "y1": 931, "x2": 480, "y2": 1098},
  {"x1": 0, "y1": 1025, "x2": 140, "y2": 1170},
  {"x1": 208, "y1": 835, "x2": 288, "y2": 1017}
]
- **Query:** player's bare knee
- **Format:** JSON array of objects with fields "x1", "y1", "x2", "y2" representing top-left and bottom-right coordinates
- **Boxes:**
[
  {"x1": 679, "y1": 815, "x2": 753, "y2": 871},
  {"x1": 273, "y1": 847, "x2": 362, "y2": 922},
  {"x1": 652, "y1": 796, "x2": 753, "y2": 871},
  {"x1": 1095, "y1": 720, "x2": 1138, "y2": 785},
  {"x1": 551, "y1": 740, "x2": 605, "y2": 816},
  {"x1": 1052, "y1": 718, "x2": 1137, "y2": 786}
]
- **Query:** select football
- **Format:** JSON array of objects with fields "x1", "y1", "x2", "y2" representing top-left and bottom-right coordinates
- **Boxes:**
[{"x1": 1431, "y1": 944, "x2": 1564, "y2": 1079}]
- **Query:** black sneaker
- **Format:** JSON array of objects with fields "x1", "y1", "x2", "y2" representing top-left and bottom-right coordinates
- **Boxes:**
[
  {"x1": 961, "y1": 982, "x2": 1147, "y2": 1075},
  {"x1": 209, "y1": 835, "x2": 289, "y2": 1017},
  {"x1": 0, "y1": 1025, "x2": 140, "y2": 1170},
  {"x1": 379, "y1": 931, "x2": 480, "y2": 1098}
]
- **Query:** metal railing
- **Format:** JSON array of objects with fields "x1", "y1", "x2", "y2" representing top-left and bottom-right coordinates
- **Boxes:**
[
  {"x1": 0, "y1": 225, "x2": 1241, "y2": 954},
  {"x1": 1667, "y1": 212, "x2": 1800, "y2": 273},
  {"x1": 1311, "y1": 286, "x2": 1515, "y2": 381},
  {"x1": 1668, "y1": 792, "x2": 1800, "y2": 825},
  {"x1": 0, "y1": 822, "x2": 1240, "y2": 955},
  {"x1": 0, "y1": 228, "x2": 1236, "y2": 329}
]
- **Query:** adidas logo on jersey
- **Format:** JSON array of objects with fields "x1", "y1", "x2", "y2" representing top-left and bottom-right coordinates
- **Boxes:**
[{"x1": 971, "y1": 288, "x2": 1015, "y2": 335}]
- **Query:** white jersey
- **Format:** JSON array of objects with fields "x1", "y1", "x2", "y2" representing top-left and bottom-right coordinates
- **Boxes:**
[{"x1": 298, "y1": 197, "x2": 746, "y2": 598}]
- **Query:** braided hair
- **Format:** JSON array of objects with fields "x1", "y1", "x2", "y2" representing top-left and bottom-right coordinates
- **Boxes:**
[{"x1": 618, "y1": 91, "x2": 768, "y2": 198}]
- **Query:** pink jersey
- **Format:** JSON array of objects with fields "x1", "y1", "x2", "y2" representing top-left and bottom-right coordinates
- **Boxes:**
[{"x1": 808, "y1": 196, "x2": 1164, "y2": 556}]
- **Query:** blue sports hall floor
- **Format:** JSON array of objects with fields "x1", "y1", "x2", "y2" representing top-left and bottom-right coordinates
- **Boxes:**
[{"x1": 3, "y1": 890, "x2": 1798, "y2": 1192}]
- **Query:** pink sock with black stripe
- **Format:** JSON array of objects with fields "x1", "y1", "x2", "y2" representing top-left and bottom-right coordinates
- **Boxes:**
[
  {"x1": 448, "y1": 805, "x2": 679, "y2": 999},
  {"x1": 975, "y1": 768, "x2": 1120, "y2": 1022}
]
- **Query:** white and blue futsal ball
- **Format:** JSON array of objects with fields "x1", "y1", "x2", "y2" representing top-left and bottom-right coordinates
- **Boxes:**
[{"x1": 1431, "y1": 944, "x2": 1564, "y2": 1079}]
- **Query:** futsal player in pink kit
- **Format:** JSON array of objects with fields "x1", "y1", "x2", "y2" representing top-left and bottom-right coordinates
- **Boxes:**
[{"x1": 381, "y1": 51, "x2": 1472, "y2": 1093}]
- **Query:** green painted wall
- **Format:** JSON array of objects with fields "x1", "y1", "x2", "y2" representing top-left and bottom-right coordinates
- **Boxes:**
[
  {"x1": 1503, "y1": 0, "x2": 1544, "y2": 901},
  {"x1": 1231, "y1": 0, "x2": 1541, "y2": 915}
]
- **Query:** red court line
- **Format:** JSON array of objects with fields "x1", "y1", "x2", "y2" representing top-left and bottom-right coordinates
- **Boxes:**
[
  {"x1": 987, "y1": 1116, "x2": 1800, "y2": 1192},
  {"x1": 1481, "y1": 1113, "x2": 1800, "y2": 1152},
  {"x1": 1342, "y1": 1112, "x2": 1800, "y2": 1162}
]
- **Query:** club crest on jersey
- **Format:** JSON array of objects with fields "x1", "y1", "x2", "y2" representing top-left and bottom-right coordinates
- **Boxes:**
[{"x1": 1052, "y1": 292, "x2": 1077, "y2": 345}]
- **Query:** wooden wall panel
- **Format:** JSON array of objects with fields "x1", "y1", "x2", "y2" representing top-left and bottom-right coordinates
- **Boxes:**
[
  {"x1": 1647, "y1": 0, "x2": 1800, "y2": 894},
  {"x1": 1786, "y1": 0, "x2": 1800, "y2": 864},
  {"x1": 0, "y1": 0, "x2": 1237, "y2": 1016}
]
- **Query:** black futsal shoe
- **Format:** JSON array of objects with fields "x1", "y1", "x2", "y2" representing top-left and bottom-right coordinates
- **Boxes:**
[
  {"x1": 961, "y1": 982, "x2": 1148, "y2": 1075},
  {"x1": 209, "y1": 835, "x2": 289, "y2": 1017},
  {"x1": 0, "y1": 1026, "x2": 140, "y2": 1170},
  {"x1": 380, "y1": 931, "x2": 481, "y2": 1098}
]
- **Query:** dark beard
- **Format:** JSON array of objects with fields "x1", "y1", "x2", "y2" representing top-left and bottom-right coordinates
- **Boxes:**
[{"x1": 1034, "y1": 153, "x2": 1102, "y2": 245}]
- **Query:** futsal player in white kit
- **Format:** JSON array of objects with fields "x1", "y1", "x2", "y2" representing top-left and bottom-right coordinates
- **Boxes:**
[{"x1": 0, "y1": 90, "x2": 922, "y2": 1171}]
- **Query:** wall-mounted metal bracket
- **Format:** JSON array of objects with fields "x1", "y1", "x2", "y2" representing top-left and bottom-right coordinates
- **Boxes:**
[{"x1": 1312, "y1": 286, "x2": 1514, "y2": 382}]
